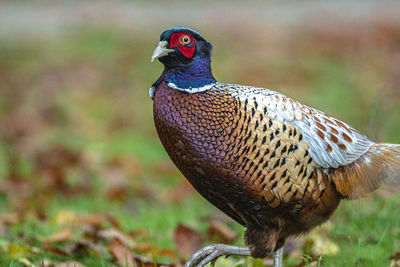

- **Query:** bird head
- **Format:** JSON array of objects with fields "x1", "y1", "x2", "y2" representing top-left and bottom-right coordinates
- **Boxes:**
[{"x1": 151, "y1": 27, "x2": 213, "y2": 69}]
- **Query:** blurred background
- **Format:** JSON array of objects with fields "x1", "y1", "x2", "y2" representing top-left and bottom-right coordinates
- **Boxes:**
[{"x1": 0, "y1": 1, "x2": 399, "y2": 266}]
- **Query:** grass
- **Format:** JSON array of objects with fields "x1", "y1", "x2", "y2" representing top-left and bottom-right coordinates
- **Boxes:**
[{"x1": 0, "y1": 24, "x2": 399, "y2": 266}]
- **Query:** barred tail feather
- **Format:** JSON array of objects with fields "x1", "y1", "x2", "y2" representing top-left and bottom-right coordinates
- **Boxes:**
[{"x1": 330, "y1": 143, "x2": 400, "y2": 199}]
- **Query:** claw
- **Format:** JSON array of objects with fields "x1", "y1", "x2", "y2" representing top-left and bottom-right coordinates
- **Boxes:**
[{"x1": 184, "y1": 244, "x2": 251, "y2": 267}]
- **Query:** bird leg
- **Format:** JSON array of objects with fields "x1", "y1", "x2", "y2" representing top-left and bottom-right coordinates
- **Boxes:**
[
  {"x1": 184, "y1": 244, "x2": 251, "y2": 267},
  {"x1": 273, "y1": 246, "x2": 284, "y2": 267},
  {"x1": 184, "y1": 244, "x2": 285, "y2": 267}
]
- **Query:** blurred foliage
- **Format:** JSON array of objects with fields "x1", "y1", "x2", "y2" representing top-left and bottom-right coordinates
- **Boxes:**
[{"x1": 0, "y1": 13, "x2": 399, "y2": 267}]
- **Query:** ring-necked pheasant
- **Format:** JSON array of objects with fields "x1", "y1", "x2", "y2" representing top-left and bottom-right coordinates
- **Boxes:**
[{"x1": 150, "y1": 27, "x2": 400, "y2": 267}]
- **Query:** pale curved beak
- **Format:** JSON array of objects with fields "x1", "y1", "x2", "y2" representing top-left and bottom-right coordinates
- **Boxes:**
[{"x1": 151, "y1": 41, "x2": 174, "y2": 62}]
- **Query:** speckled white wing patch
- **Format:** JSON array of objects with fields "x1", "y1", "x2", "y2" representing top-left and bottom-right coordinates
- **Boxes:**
[{"x1": 231, "y1": 85, "x2": 374, "y2": 169}]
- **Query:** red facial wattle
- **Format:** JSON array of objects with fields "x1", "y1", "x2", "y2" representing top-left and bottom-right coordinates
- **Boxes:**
[{"x1": 169, "y1": 32, "x2": 196, "y2": 58}]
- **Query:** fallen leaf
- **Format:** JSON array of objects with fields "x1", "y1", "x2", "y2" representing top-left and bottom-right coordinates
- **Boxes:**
[
  {"x1": 391, "y1": 251, "x2": 400, "y2": 260},
  {"x1": 43, "y1": 245, "x2": 69, "y2": 256},
  {"x1": 391, "y1": 252, "x2": 400, "y2": 267},
  {"x1": 41, "y1": 259, "x2": 55, "y2": 267},
  {"x1": 56, "y1": 261, "x2": 86, "y2": 267},
  {"x1": 133, "y1": 255, "x2": 177, "y2": 267},
  {"x1": 260, "y1": 258, "x2": 274, "y2": 267},
  {"x1": 6, "y1": 243, "x2": 34, "y2": 259},
  {"x1": 134, "y1": 243, "x2": 177, "y2": 260},
  {"x1": 128, "y1": 229, "x2": 148, "y2": 240},
  {"x1": 173, "y1": 224, "x2": 202, "y2": 258},
  {"x1": 154, "y1": 161, "x2": 178, "y2": 176},
  {"x1": 1, "y1": 213, "x2": 19, "y2": 225},
  {"x1": 107, "y1": 156, "x2": 142, "y2": 177},
  {"x1": 391, "y1": 259, "x2": 400, "y2": 267},
  {"x1": 165, "y1": 180, "x2": 195, "y2": 203},
  {"x1": 98, "y1": 228, "x2": 136, "y2": 248},
  {"x1": 106, "y1": 186, "x2": 129, "y2": 202},
  {"x1": 52, "y1": 210, "x2": 77, "y2": 226},
  {"x1": 82, "y1": 225, "x2": 100, "y2": 241},
  {"x1": 35, "y1": 207, "x2": 47, "y2": 221},
  {"x1": 109, "y1": 239, "x2": 135, "y2": 267},
  {"x1": 17, "y1": 258, "x2": 33, "y2": 266},
  {"x1": 43, "y1": 228, "x2": 72, "y2": 243},
  {"x1": 35, "y1": 145, "x2": 82, "y2": 193},
  {"x1": 66, "y1": 240, "x2": 104, "y2": 258},
  {"x1": 105, "y1": 213, "x2": 122, "y2": 229},
  {"x1": 78, "y1": 214, "x2": 104, "y2": 229},
  {"x1": 206, "y1": 220, "x2": 238, "y2": 244}
]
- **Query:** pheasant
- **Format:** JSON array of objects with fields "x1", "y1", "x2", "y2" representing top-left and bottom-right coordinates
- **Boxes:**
[{"x1": 150, "y1": 27, "x2": 400, "y2": 267}]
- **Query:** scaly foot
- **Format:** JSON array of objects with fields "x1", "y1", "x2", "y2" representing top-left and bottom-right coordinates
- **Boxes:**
[{"x1": 184, "y1": 244, "x2": 251, "y2": 267}]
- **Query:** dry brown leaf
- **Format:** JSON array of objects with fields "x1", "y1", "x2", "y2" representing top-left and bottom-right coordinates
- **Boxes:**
[
  {"x1": 165, "y1": 180, "x2": 195, "y2": 204},
  {"x1": 44, "y1": 228, "x2": 72, "y2": 243},
  {"x1": 41, "y1": 259, "x2": 55, "y2": 267},
  {"x1": 109, "y1": 239, "x2": 135, "y2": 267},
  {"x1": 56, "y1": 261, "x2": 86, "y2": 267},
  {"x1": 154, "y1": 161, "x2": 178, "y2": 175},
  {"x1": 1, "y1": 212, "x2": 19, "y2": 225},
  {"x1": 117, "y1": 157, "x2": 143, "y2": 177},
  {"x1": 133, "y1": 255, "x2": 178, "y2": 267},
  {"x1": 173, "y1": 224, "x2": 202, "y2": 258},
  {"x1": 42, "y1": 245, "x2": 69, "y2": 256},
  {"x1": 126, "y1": 229, "x2": 149, "y2": 242},
  {"x1": 82, "y1": 224, "x2": 99, "y2": 241},
  {"x1": 206, "y1": 220, "x2": 238, "y2": 244},
  {"x1": 392, "y1": 252, "x2": 400, "y2": 260},
  {"x1": 391, "y1": 252, "x2": 400, "y2": 267},
  {"x1": 98, "y1": 228, "x2": 136, "y2": 248},
  {"x1": 132, "y1": 187, "x2": 157, "y2": 201},
  {"x1": 106, "y1": 186, "x2": 129, "y2": 202},
  {"x1": 392, "y1": 260, "x2": 400, "y2": 267},
  {"x1": 34, "y1": 145, "x2": 82, "y2": 193},
  {"x1": 78, "y1": 214, "x2": 104, "y2": 229},
  {"x1": 35, "y1": 145, "x2": 81, "y2": 174},
  {"x1": 261, "y1": 258, "x2": 274, "y2": 266},
  {"x1": 134, "y1": 243, "x2": 177, "y2": 260},
  {"x1": 35, "y1": 207, "x2": 47, "y2": 221},
  {"x1": 105, "y1": 213, "x2": 122, "y2": 229},
  {"x1": 66, "y1": 240, "x2": 104, "y2": 258}
]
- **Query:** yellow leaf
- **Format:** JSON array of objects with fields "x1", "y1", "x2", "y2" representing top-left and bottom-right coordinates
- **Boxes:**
[
  {"x1": 7, "y1": 244, "x2": 32, "y2": 259},
  {"x1": 52, "y1": 211, "x2": 77, "y2": 226}
]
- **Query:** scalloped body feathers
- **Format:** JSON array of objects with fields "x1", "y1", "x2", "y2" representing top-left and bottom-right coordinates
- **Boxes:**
[{"x1": 153, "y1": 81, "x2": 400, "y2": 256}]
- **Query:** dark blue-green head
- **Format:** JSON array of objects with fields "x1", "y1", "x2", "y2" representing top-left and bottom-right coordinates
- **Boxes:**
[
  {"x1": 150, "y1": 27, "x2": 216, "y2": 99},
  {"x1": 151, "y1": 27, "x2": 213, "y2": 69}
]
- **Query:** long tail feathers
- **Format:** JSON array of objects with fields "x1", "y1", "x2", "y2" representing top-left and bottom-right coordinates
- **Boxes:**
[{"x1": 330, "y1": 143, "x2": 400, "y2": 199}]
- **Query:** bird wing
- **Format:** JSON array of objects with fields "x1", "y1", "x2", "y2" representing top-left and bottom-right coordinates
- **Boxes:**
[{"x1": 233, "y1": 85, "x2": 374, "y2": 169}]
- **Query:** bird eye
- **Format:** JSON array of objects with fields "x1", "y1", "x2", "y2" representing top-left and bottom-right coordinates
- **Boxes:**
[{"x1": 181, "y1": 35, "x2": 191, "y2": 45}]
